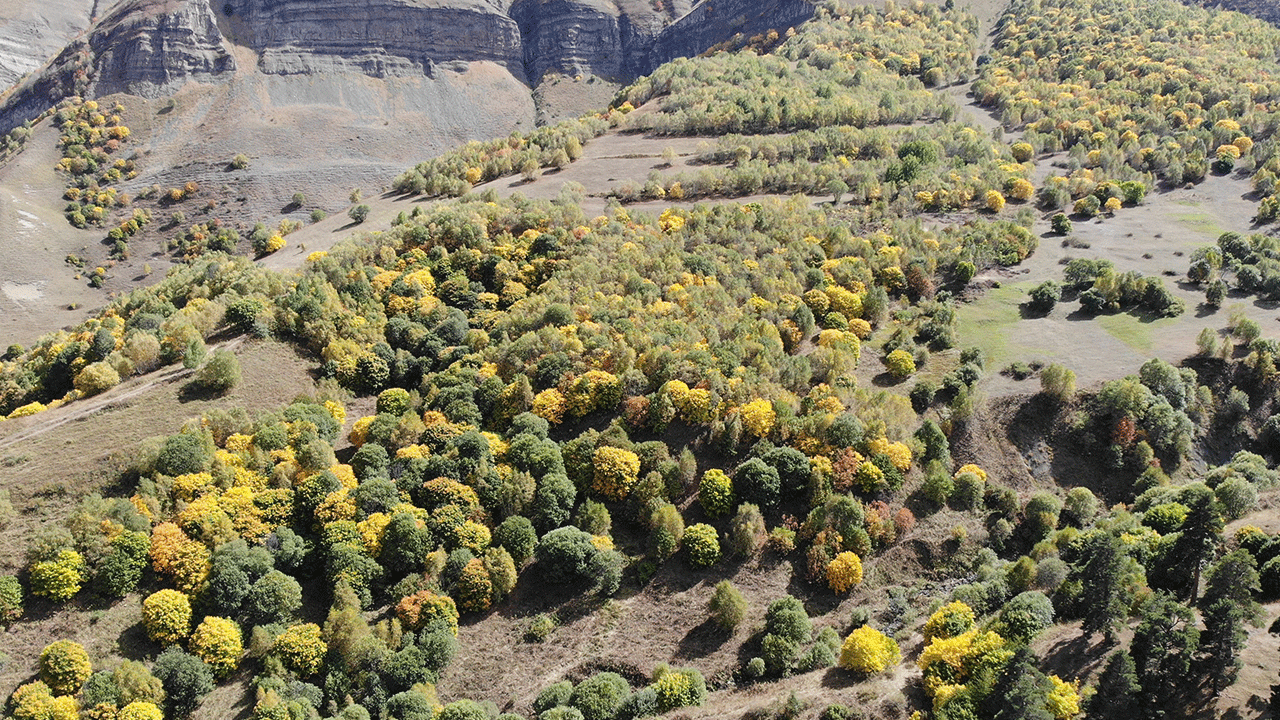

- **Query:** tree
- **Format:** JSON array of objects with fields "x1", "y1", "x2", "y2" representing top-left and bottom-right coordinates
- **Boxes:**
[
  {"x1": 1075, "y1": 532, "x2": 1130, "y2": 641},
  {"x1": 980, "y1": 649, "x2": 1053, "y2": 720},
  {"x1": 1199, "y1": 598, "x2": 1246, "y2": 693},
  {"x1": 1027, "y1": 281, "x2": 1061, "y2": 314},
  {"x1": 684, "y1": 524, "x2": 720, "y2": 567},
  {"x1": 996, "y1": 592, "x2": 1054, "y2": 643},
  {"x1": 884, "y1": 349, "x2": 916, "y2": 380},
  {"x1": 493, "y1": 516, "x2": 538, "y2": 564},
  {"x1": 570, "y1": 672, "x2": 631, "y2": 720},
  {"x1": 142, "y1": 589, "x2": 192, "y2": 646},
  {"x1": 29, "y1": 549, "x2": 84, "y2": 602},
  {"x1": 923, "y1": 601, "x2": 976, "y2": 642},
  {"x1": 826, "y1": 552, "x2": 863, "y2": 593},
  {"x1": 708, "y1": 580, "x2": 747, "y2": 630},
  {"x1": 1084, "y1": 651, "x2": 1141, "y2": 720},
  {"x1": 39, "y1": 640, "x2": 92, "y2": 695},
  {"x1": 827, "y1": 179, "x2": 849, "y2": 204},
  {"x1": 1131, "y1": 593, "x2": 1198, "y2": 710},
  {"x1": 698, "y1": 469, "x2": 734, "y2": 518},
  {"x1": 1162, "y1": 485, "x2": 1222, "y2": 601},
  {"x1": 194, "y1": 350, "x2": 240, "y2": 394},
  {"x1": 592, "y1": 446, "x2": 641, "y2": 500},
  {"x1": 188, "y1": 616, "x2": 242, "y2": 679},
  {"x1": 1050, "y1": 213, "x2": 1072, "y2": 235},
  {"x1": 735, "y1": 458, "x2": 781, "y2": 509},
  {"x1": 838, "y1": 626, "x2": 900, "y2": 674},
  {"x1": 246, "y1": 570, "x2": 302, "y2": 625},
  {"x1": 274, "y1": 624, "x2": 327, "y2": 676},
  {"x1": 455, "y1": 558, "x2": 493, "y2": 612},
  {"x1": 152, "y1": 647, "x2": 213, "y2": 718},
  {"x1": 536, "y1": 526, "x2": 599, "y2": 585}
]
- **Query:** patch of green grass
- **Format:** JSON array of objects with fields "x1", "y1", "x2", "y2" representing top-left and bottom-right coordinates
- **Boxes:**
[
  {"x1": 956, "y1": 281, "x2": 1034, "y2": 367},
  {"x1": 1094, "y1": 312, "x2": 1154, "y2": 352},
  {"x1": 1172, "y1": 212, "x2": 1223, "y2": 237}
]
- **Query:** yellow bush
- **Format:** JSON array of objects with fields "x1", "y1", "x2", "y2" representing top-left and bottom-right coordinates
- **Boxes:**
[
  {"x1": 348, "y1": 415, "x2": 375, "y2": 446},
  {"x1": 29, "y1": 550, "x2": 84, "y2": 602},
  {"x1": 1046, "y1": 675, "x2": 1080, "y2": 720},
  {"x1": 73, "y1": 362, "x2": 120, "y2": 397},
  {"x1": 265, "y1": 235, "x2": 285, "y2": 253},
  {"x1": 592, "y1": 446, "x2": 641, "y2": 500},
  {"x1": 8, "y1": 401, "x2": 47, "y2": 419},
  {"x1": 1010, "y1": 142, "x2": 1034, "y2": 162},
  {"x1": 189, "y1": 616, "x2": 242, "y2": 679},
  {"x1": 953, "y1": 464, "x2": 988, "y2": 482},
  {"x1": 1006, "y1": 178, "x2": 1035, "y2": 200},
  {"x1": 532, "y1": 388, "x2": 567, "y2": 424},
  {"x1": 739, "y1": 399, "x2": 776, "y2": 438},
  {"x1": 826, "y1": 552, "x2": 864, "y2": 594},
  {"x1": 1104, "y1": 197, "x2": 1121, "y2": 213},
  {"x1": 142, "y1": 589, "x2": 191, "y2": 645},
  {"x1": 984, "y1": 190, "x2": 1006, "y2": 212},
  {"x1": 118, "y1": 702, "x2": 164, "y2": 720},
  {"x1": 149, "y1": 522, "x2": 210, "y2": 594},
  {"x1": 10, "y1": 682, "x2": 78, "y2": 720},
  {"x1": 923, "y1": 601, "x2": 976, "y2": 642},
  {"x1": 275, "y1": 624, "x2": 327, "y2": 676},
  {"x1": 396, "y1": 590, "x2": 459, "y2": 635},
  {"x1": 839, "y1": 626, "x2": 901, "y2": 674},
  {"x1": 1234, "y1": 136, "x2": 1255, "y2": 154},
  {"x1": 39, "y1": 640, "x2": 92, "y2": 695},
  {"x1": 885, "y1": 349, "x2": 916, "y2": 379}
]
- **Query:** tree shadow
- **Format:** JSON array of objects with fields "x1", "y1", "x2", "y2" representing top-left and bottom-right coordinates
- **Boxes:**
[
  {"x1": 675, "y1": 618, "x2": 733, "y2": 660},
  {"x1": 1194, "y1": 303, "x2": 1219, "y2": 318},
  {"x1": 1039, "y1": 629, "x2": 1112, "y2": 680},
  {"x1": 819, "y1": 666, "x2": 863, "y2": 689},
  {"x1": 116, "y1": 620, "x2": 154, "y2": 661},
  {"x1": 871, "y1": 371, "x2": 904, "y2": 388},
  {"x1": 177, "y1": 379, "x2": 226, "y2": 403}
]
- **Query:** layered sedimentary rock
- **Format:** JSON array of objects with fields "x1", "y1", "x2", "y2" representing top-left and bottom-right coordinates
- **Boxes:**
[
  {"x1": 89, "y1": 0, "x2": 235, "y2": 97},
  {"x1": 649, "y1": 0, "x2": 816, "y2": 70},
  {"x1": 221, "y1": 0, "x2": 525, "y2": 79}
]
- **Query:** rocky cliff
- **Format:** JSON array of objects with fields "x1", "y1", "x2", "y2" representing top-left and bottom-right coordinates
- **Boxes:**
[
  {"x1": 649, "y1": 0, "x2": 815, "y2": 70},
  {"x1": 89, "y1": 0, "x2": 235, "y2": 97},
  {"x1": 221, "y1": 0, "x2": 525, "y2": 79}
]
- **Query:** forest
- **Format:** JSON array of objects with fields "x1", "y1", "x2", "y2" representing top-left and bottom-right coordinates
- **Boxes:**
[{"x1": 2, "y1": 0, "x2": 1280, "y2": 719}]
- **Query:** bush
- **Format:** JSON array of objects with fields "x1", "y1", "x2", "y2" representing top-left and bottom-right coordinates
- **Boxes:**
[
  {"x1": 29, "y1": 549, "x2": 83, "y2": 602},
  {"x1": 1027, "y1": 280, "x2": 1061, "y2": 314},
  {"x1": 536, "y1": 526, "x2": 599, "y2": 585},
  {"x1": 709, "y1": 580, "x2": 747, "y2": 630},
  {"x1": 194, "y1": 350, "x2": 240, "y2": 394},
  {"x1": 142, "y1": 589, "x2": 192, "y2": 645},
  {"x1": 349, "y1": 204, "x2": 370, "y2": 224},
  {"x1": 74, "y1": 361, "x2": 120, "y2": 396},
  {"x1": 0, "y1": 574, "x2": 22, "y2": 624},
  {"x1": 395, "y1": 590, "x2": 459, "y2": 634},
  {"x1": 651, "y1": 666, "x2": 706, "y2": 712},
  {"x1": 230, "y1": 154, "x2": 249, "y2": 170},
  {"x1": 119, "y1": 702, "x2": 164, "y2": 720},
  {"x1": 698, "y1": 469, "x2": 734, "y2": 518},
  {"x1": 592, "y1": 446, "x2": 641, "y2": 500},
  {"x1": 39, "y1": 640, "x2": 92, "y2": 695},
  {"x1": 735, "y1": 458, "x2": 781, "y2": 509},
  {"x1": 923, "y1": 601, "x2": 975, "y2": 642},
  {"x1": 727, "y1": 503, "x2": 767, "y2": 557},
  {"x1": 456, "y1": 558, "x2": 493, "y2": 613},
  {"x1": 826, "y1": 552, "x2": 863, "y2": 594},
  {"x1": 838, "y1": 626, "x2": 900, "y2": 674},
  {"x1": 494, "y1": 516, "x2": 538, "y2": 564},
  {"x1": 188, "y1": 616, "x2": 242, "y2": 679},
  {"x1": 274, "y1": 624, "x2": 327, "y2": 676},
  {"x1": 152, "y1": 647, "x2": 213, "y2": 718},
  {"x1": 526, "y1": 613, "x2": 557, "y2": 642},
  {"x1": 684, "y1": 523, "x2": 720, "y2": 567},
  {"x1": 884, "y1": 349, "x2": 916, "y2": 380},
  {"x1": 1040, "y1": 364, "x2": 1076, "y2": 402},
  {"x1": 996, "y1": 591, "x2": 1054, "y2": 643},
  {"x1": 156, "y1": 433, "x2": 209, "y2": 476},
  {"x1": 534, "y1": 681, "x2": 573, "y2": 714},
  {"x1": 570, "y1": 672, "x2": 631, "y2": 720},
  {"x1": 1050, "y1": 213, "x2": 1072, "y2": 234}
]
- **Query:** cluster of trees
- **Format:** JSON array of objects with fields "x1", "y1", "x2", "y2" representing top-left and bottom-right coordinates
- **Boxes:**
[
  {"x1": 619, "y1": 2, "x2": 973, "y2": 137},
  {"x1": 54, "y1": 97, "x2": 135, "y2": 228},
  {"x1": 977, "y1": 0, "x2": 1280, "y2": 218},
  {"x1": 1185, "y1": 230, "x2": 1280, "y2": 305},
  {"x1": 391, "y1": 115, "x2": 612, "y2": 198}
]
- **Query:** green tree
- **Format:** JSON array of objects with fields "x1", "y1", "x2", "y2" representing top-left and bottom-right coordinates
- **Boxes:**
[
  {"x1": 1131, "y1": 593, "x2": 1198, "y2": 711},
  {"x1": 152, "y1": 647, "x2": 213, "y2": 718},
  {"x1": 1084, "y1": 651, "x2": 1141, "y2": 720},
  {"x1": 194, "y1": 350, "x2": 240, "y2": 394},
  {"x1": 1075, "y1": 532, "x2": 1131, "y2": 641},
  {"x1": 708, "y1": 580, "x2": 747, "y2": 630},
  {"x1": 349, "y1": 204, "x2": 370, "y2": 224}
]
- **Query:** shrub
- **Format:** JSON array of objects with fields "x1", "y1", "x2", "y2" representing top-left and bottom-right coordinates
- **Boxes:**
[
  {"x1": 1027, "y1": 280, "x2": 1061, "y2": 314},
  {"x1": 1040, "y1": 364, "x2": 1076, "y2": 402},
  {"x1": 456, "y1": 558, "x2": 493, "y2": 613},
  {"x1": 996, "y1": 591, "x2": 1054, "y2": 643},
  {"x1": 0, "y1": 574, "x2": 22, "y2": 624},
  {"x1": 118, "y1": 702, "x2": 164, "y2": 720},
  {"x1": 826, "y1": 552, "x2": 863, "y2": 594},
  {"x1": 698, "y1": 469, "x2": 734, "y2": 518},
  {"x1": 188, "y1": 617, "x2": 242, "y2": 679},
  {"x1": 494, "y1": 516, "x2": 538, "y2": 564},
  {"x1": 709, "y1": 580, "x2": 747, "y2": 630},
  {"x1": 9, "y1": 682, "x2": 77, "y2": 720},
  {"x1": 152, "y1": 647, "x2": 213, "y2": 718},
  {"x1": 349, "y1": 204, "x2": 370, "y2": 224},
  {"x1": 395, "y1": 590, "x2": 459, "y2": 634},
  {"x1": 377, "y1": 388, "x2": 413, "y2": 416},
  {"x1": 39, "y1": 640, "x2": 92, "y2": 695},
  {"x1": 142, "y1": 589, "x2": 192, "y2": 646},
  {"x1": 30, "y1": 549, "x2": 84, "y2": 602},
  {"x1": 74, "y1": 361, "x2": 120, "y2": 396},
  {"x1": 727, "y1": 503, "x2": 767, "y2": 557},
  {"x1": 923, "y1": 601, "x2": 975, "y2": 642},
  {"x1": 194, "y1": 350, "x2": 240, "y2": 394},
  {"x1": 536, "y1": 526, "x2": 599, "y2": 585},
  {"x1": 884, "y1": 349, "x2": 916, "y2": 380},
  {"x1": 838, "y1": 626, "x2": 900, "y2": 674},
  {"x1": 1011, "y1": 142, "x2": 1034, "y2": 162},
  {"x1": 735, "y1": 458, "x2": 781, "y2": 509},
  {"x1": 527, "y1": 613, "x2": 558, "y2": 642},
  {"x1": 570, "y1": 672, "x2": 631, "y2": 720},
  {"x1": 592, "y1": 447, "x2": 641, "y2": 500},
  {"x1": 274, "y1": 624, "x2": 327, "y2": 676},
  {"x1": 684, "y1": 524, "x2": 721, "y2": 567},
  {"x1": 156, "y1": 433, "x2": 209, "y2": 476},
  {"x1": 1050, "y1": 213, "x2": 1072, "y2": 234},
  {"x1": 230, "y1": 154, "x2": 249, "y2": 170},
  {"x1": 651, "y1": 666, "x2": 706, "y2": 712}
]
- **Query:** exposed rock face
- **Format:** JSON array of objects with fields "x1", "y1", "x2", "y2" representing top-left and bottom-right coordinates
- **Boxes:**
[
  {"x1": 0, "y1": 0, "x2": 96, "y2": 90},
  {"x1": 89, "y1": 0, "x2": 235, "y2": 97},
  {"x1": 0, "y1": 0, "x2": 819, "y2": 134},
  {"x1": 649, "y1": 0, "x2": 815, "y2": 70},
  {"x1": 221, "y1": 0, "x2": 525, "y2": 80}
]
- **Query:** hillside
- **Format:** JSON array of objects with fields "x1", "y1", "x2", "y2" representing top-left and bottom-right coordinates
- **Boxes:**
[{"x1": 2, "y1": 1, "x2": 1280, "y2": 720}]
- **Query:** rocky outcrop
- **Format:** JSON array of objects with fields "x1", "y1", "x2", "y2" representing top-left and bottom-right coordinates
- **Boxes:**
[
  {"x1": 511, "y1": 0, "x2": 664, "y2": 83},
  {"x1": 0, "y1": 0, "x2": 96, "y2": 90},
  {"x1": 88, "y1": 0, "x2": 235, "y2": 98},
  {"x1": 649, "y1": 0, "x2": 815, "y2": 70},
  {"x1": 222, "y1": 0, "x2": 525, "y2": 80}
]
